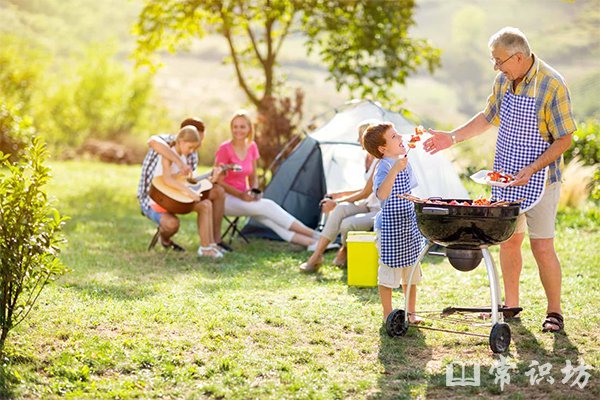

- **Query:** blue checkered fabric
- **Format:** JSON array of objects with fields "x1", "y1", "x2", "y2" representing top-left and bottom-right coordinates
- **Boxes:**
[
  {"x1": 137, "y1": 134, "x2": 198, "y2": 211},
  {"x1": 492, "y1": 85, "x2": 549, "y2": 212},
  {"x1": 380, "y1": 167, "x2": 425, "y2": 268}
]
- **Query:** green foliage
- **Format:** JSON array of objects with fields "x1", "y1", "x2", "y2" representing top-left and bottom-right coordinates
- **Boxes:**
[
  {"x1": 0, "y1": 35, "x2": 49, "y2": 113},
  {"x1": 0, "y1": 137, "x2": 69, "y2": 352},
  {"x1": 39, "y1": 43, "x2": 170, "y2": 147},
  {"x1": 564, "y1": 119, "x2": 600, "y2": 166},
  {"x1": 0, "y1": 103, "x2": 36, "y2": 162},
  {"x1": 0, "y1": 32, "x2": 171, "y2": 152},
  {"x1": 564, "y1": 119, "x2": 600, "y2": 201},
  {"x1": 134, "y1": 0, "x2": 441, "y2": 106},
  {"x1": 301, "y1": 0, "x2": 441, "y2": 103}
]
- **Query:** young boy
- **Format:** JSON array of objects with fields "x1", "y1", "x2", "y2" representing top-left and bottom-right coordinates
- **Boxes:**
[{"x1": 362, "y1": 122, "x2": 425, "y2": 324}]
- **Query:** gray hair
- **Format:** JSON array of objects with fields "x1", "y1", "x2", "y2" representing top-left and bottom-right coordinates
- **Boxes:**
[{"x1": 488, "y1": 27, "x2": 531, "y2": 57}]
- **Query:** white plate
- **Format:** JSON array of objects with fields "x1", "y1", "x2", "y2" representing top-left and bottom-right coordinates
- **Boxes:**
[{"x1": 470, "y1": 170, "x2": 512, "y2": 188}]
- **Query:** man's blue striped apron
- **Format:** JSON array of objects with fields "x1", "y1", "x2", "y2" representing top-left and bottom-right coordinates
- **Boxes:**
[
  {"x1": 492, "y1": 64, "x2": 549, "y2": 212},
  {"x1": 380, "y1": 167, "x2": 425, "y2": 268}
]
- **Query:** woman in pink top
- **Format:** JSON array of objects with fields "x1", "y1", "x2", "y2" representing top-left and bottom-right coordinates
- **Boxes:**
[{"x1": 215, "y1": 110, "x2": 318, "y2": 247}]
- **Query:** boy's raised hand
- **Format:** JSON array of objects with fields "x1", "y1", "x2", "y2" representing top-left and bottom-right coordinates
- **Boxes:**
[{"x1": 392, "y1": 156, "x2": 408, "y2": 172}]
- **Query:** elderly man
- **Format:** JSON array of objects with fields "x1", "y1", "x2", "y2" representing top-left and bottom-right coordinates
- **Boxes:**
[{"x1": 424, "y1": 27, "x2": 576, "y2": 333}]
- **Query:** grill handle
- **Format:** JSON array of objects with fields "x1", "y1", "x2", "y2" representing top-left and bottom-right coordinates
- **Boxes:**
[{"x1": 422, "y1": 207, "x2": 449, "y2": 215}]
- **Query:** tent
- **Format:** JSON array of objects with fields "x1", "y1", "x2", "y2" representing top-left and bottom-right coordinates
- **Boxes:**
[{"x1": 241, "y1": 100, "x2": 469, "y2": 240}]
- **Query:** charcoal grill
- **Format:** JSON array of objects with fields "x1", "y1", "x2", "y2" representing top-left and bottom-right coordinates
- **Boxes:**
[{"x1": 385, "y1": 198, "x2": 523, "y2": 353}]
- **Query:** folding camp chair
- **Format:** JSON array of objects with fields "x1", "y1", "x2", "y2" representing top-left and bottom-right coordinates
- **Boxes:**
[
  {"x1": 148, "y1": 226, "x2": 161, "y2": 250},
  {"x1": 222, "y1": 216, "x2": 250, "y2": 245}
]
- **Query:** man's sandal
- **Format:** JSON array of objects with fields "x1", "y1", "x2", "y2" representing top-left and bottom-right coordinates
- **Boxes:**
[{"x1": 542, "y1": 312, "x2": 564, "y2": 333}]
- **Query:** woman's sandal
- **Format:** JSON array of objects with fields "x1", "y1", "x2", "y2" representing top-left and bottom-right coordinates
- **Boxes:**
[
  {"x1": 197, "y1": 245, "x2": 224, "y2": 259},
  {"x1": 542, "y1": 312, "x2": 564, "y2": 333},
  {"x1": 331, "y1": 257, "x2": 347, "y2": 268},
  {"x1": 299, "y1": 256, "x2": 323, "y2": 273}
]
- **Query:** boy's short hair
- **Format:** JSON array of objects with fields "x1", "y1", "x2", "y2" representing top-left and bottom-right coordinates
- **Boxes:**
[
  {"x1": 180, "y1": 117, "x2": 205, "y2": 134},
  {"x1": 362, "y1": 122, "x2": 393, "y2": 159}
]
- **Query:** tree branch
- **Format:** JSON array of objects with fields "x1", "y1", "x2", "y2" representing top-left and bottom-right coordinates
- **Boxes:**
[
  {"x1": 220, "y1": 11, "x2": 261, "y2": 107},
  {"x1": 246, "y1": 27, "x2": 266, "y2": 69}
]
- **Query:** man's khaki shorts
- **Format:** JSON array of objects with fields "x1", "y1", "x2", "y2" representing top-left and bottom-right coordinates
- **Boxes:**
[
  {"x1": 515, "y1": 182, "x2": 561, "y2": 239},
  {"x1": 376, "y1": 231, "x2": 423, "y2": 288}
]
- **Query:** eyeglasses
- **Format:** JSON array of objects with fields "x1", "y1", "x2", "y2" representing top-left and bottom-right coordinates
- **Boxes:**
[{"x1": 490, "y1": 53, "x2": 516, "y2": 69}]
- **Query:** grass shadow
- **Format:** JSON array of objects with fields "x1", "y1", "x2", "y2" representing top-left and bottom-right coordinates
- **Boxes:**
[
  {"x1": 65, "y1": 280, "x2": 157, "y2": 301},
  {"x1": 370, "y1": 324, "x2": 432, "y2": 399}
]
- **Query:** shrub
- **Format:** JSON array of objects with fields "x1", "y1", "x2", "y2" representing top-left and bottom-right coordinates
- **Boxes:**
[
  {"x1": 0, "y1": 137, "x2": 69, "y2": 352},
  {"x1": 0, "y1": 102, "x2": 36, "y2": 162},
  {"x1": 564, "y1": 120, "x2": 600, "y2": 202},
  {"x1": 564, "y1": 120, "x2": 600, "y2": 166},
  {"x1": 41, "y1": 43, "x2": 171, "y2": 149}
]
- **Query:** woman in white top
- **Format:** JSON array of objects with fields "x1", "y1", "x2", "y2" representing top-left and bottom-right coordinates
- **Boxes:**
[{"x1": 299, "y1": 121, "x2": 381, "y2": 273}]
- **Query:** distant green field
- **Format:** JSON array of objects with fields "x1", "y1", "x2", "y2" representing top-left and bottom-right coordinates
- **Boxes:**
[{"x1": 0, "y1": 161, "x2": 597, "y2": 399}]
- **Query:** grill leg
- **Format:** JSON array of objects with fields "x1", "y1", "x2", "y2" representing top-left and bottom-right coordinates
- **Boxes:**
[
  {"x1": 482, "y1": 247, "x2": 503, "y2": 325},
  {"x1": 403, "y1": 241, "x2": 433, "y2": 324}
]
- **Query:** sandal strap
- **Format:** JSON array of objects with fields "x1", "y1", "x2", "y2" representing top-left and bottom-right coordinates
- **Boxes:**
[
  {"x1": 546, "y1": 312, "x2": 563, "y2": 323},
  {"x1": 543, "y1": 312, "x2": 564, "y2": 330}
]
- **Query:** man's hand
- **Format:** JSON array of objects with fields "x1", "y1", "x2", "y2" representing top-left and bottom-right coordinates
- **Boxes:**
[
  {"x1": 423, "y1": 129, "x2": 454, "y2": 155},
  {"x1": 510, "y1": 165, "x2": 535, "y2": 186},
  {"x1": 320, "y1": 199, "x2": 337, "y2": 213}
]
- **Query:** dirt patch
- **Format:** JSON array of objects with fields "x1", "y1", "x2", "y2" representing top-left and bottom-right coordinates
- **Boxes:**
[{"x1": 76, "y1": 139, "x2": 146, "y2": 164}]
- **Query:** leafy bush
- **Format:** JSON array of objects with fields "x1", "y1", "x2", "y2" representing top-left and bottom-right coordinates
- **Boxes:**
[
  {"x1": 564, "y1": 120, "x2": 600, "y2": 201},
  {"x1": 0, "y1": 137, "x2": 68, "y2": 352},
  {"x1": 564, "y1": 120, "x2": 600, "y2": 166},
  {"x1": 0, "y1": 33, "x2": 171, "y2": 156},
  {"x1": 40, "y1": 43, "x2": 171, "y2": 149},
  {"x1": 0, "y1": 35, "x2": 49, "y2": 113},
  {"x1": 0, "y1": 102, "x2": 36, "y2": 162}
]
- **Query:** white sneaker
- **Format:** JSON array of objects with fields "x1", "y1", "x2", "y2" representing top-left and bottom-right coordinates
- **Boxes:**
[
  {"x1": 197, "y1": 245, "x2": 224, "y2": 258},
  {"x1": 306, "y1": 242, "x2": 340, "y2": 252}
]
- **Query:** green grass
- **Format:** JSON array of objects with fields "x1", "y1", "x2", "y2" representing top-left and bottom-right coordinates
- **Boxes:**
[{"x1": 1, "y1": 161, "x2": 598, "y2": 399}]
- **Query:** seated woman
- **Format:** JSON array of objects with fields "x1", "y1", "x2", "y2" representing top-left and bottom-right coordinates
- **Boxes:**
[
  {"x1": 215, "y1": 110, "x2": 318, "y2": 247},
  {"x1": 299, "y1": 121, "x2": 381, "y2": 273}
]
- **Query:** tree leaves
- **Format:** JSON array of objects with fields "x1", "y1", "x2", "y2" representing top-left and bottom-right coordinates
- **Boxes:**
[{"x1": 134, "y1": 0, "x2": 440, "y2": 106}]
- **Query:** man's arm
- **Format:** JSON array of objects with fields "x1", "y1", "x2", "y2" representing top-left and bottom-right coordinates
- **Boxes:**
[
  {"x1": 424, "y1": 112, "x2": 494, "y2": 154},
  {"x1": 148, "y1": 135, "x2": 192, "y2": 176},
  {"x1": 511, "y1": 134, "x2": 573, "y2": 186}
]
